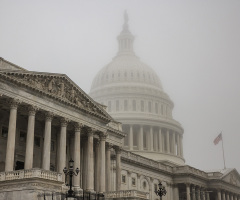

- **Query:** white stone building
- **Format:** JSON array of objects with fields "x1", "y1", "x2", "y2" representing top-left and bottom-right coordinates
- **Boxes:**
[{"x1": 0, "y1": 13, "x2": 240, "y2": 200}]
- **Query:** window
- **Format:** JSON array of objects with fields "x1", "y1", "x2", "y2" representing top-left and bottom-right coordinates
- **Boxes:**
[
  {"x1": 116, "y1": 100, "x2": 119, "y2": 111},
  {"x1": 34, "y1": 136, "x2": 41, "y2": 147},
  {"x1": 154, "y1": 184, "x2": 158, "y2": 192},
  {"x1": 161, "y1": 105, "x2": 163, "y2": 115},
  {"x1": 19, "y1": 131, "x2": 26, "y2": 143},
  {"x1": 132, "y1": 177, "x2": 136, "y2": 186},
  {"x1": 1, "y1": 126, "x2": 8, "y2": 138},
  {"x1": 122, "y1": 175, "x2": 126, "y2": 183},
  {"x1": 108, "y1": 101, "x2": 111, "y2": 112},
  {"x1": 143, "y1": 181, "x2": 147, "y2": 189},
  {"x1": 148, "y1": 102, "x2": 152, "y2": 112},
  {"x1": 141, "y1": 101, "x2": 144, "y2": 112},
  {"x1": 155, "y1": 103, "x2": 158, "y2": 114},
  {"x1": 124, "y1": 100, "x2": 128, "y2": 111},
  {"x1": 132, "y1": 100, "x2": 136, "y2": 111},
  {"x1": 51, "y1": 141, "x2": 55, "y2": 151}
]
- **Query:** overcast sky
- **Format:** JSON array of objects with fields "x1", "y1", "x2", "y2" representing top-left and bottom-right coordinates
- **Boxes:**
[{"x1": 0, "y1": 0, "x2": 240, "y2": 173}]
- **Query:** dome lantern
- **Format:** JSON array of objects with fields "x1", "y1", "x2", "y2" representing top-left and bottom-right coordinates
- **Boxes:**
[{"x1": 117, "y1": 11, "x2": 135, "y2": 56}]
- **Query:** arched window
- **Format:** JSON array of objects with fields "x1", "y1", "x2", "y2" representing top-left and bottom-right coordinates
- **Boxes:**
[
  {"x1": 141, "y1": 101, "x2": 144, "y2": 112},
  {"x1": 116, "y1": 100, "x2": 119, "y2": 111},
  {"x1": 132, "y1": 100, "x2": 136, "y2": 111},
  {"x1": 124, "y1": 100, "x2": 128, "y2": 111}
]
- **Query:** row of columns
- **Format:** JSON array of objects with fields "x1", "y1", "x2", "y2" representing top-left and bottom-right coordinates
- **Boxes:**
[
  {"x1": 184, "y1": 184, "x2": 240, "y2": 200},
  {"x1": 185, "y1": 184, "x2": 210, "y2": 200},
  {"x1": 217, "y1": 189, "x2": 240, "y2": 200},
  {"x1": 125, "y1": 124, "x2": 183, "y2": 157},
  {"x1": 3, "y1": 98, "x2": 122, "y2": 193}
]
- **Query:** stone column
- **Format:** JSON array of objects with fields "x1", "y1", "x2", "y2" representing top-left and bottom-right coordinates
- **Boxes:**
[
  {"x1": 153, "y1": 131, "x2": 158, "y2": 151},
  {"x1": 186, "y1": 183, "x2": 191, "y2": 200},
  {"x1": 172, "y1": 132, "x2": 176, "y2": 155},
  {"x1": 129, "y1": 125, "x2": 133, "y2": 150},
  {"x1": 158, "y1": 128, "x2": 162, "y2": 152},
  {"x1": 94, "y1": 139, "x2": 100, "y2": 192},
  {"x1": 138, "y1": 125, "x2": 143, "y2": 150},
  {"x1": 149, "y1": 126, "x2": 153, "y2": 151},
  {"x1": 226, "y1": 193, "x2": 230, "y2": 200},
  {"x1": 192, "y1": 185, "x2": 196, "y2": 200},
  {"x1": 99, "y1": 133, "x2": 106, "y2": 193},
  {"x1": 42, "y1": 112, "x2": 53, "y2": 170},
  {"x1": 24, "y1": 106, "x2": 37, "y2": 169},
  {"x1": 57, "y1": 118, "x2": 68, "y2": 182},
  {"x1": 217, "y1": 190, "x2": 222, "y2": 200},
  {"x1": 180, "y1": 134, "x2": 183, "y2": 157},
  {"x1": 73, "y1": 123, "x2": 82, "y2": 190},
  {"x1": 5, "y1": 99, "x2": 20, "y2": 171},
  {"x1": 166, "y1": 129, "x2": 170, "y2": 153},
  {"x1": 197, "y1": 187, "x2": 201, "y2": 200},
  {"x1": 177, "y1": 134, "x2": 180, "y2": 156},
  {"x1": 230, "y1": 194, "x2": 233, "y2": 200},
  {"x1": 105, "y1": 143, "x2": 112, "y2": 192},
  {"x1": 115, "y1": 146, "x2": 122, "y2": 191},
  {"x1": 173, "y1": 184, "x2": 179, "y2": 200},
  {"x1": 202, "y1": 189, "x2": 206, "y2": 200},
  {"x1": 222, "y1": 191, "x2": 226, "y2": 200},
  {"x1": 86, "y1": 128, "x2": 94, "y2": 192},
  {"x1": 127, "y1": 171, "x2": 132, "y2": 189},
  {"x1": 206, "y1": 192, "x2": 210, "y2": 200},
  {"x1": 82, "y1": 136, "x2": 88, "y2": 190}
]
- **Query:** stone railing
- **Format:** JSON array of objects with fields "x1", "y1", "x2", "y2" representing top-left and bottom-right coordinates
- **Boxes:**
[
  {"x1": 104, "y1": 190, "x2": 149, "y2": 199},
  {"x1": 121, "y1": 150, "x2": 173, "y2": 173},
  {"x1": 0, "y1": 168, "x2": 62, "y2": 182},
  {"x1": 173, "y1": 165, "x2": 208, "y2": 178}
]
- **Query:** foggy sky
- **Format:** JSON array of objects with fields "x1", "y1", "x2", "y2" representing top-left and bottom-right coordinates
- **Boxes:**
[{"x1": 0, "y1": 0, "x2": 240, "y2": 172}]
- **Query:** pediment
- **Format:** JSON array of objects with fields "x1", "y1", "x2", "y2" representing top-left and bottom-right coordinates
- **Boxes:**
[
  {"x1": 222, "y1": 169, "x2": 240, "y2": 186},
  {"x1": 0, "y1": 71, "x2": 112, "y2": 123}
]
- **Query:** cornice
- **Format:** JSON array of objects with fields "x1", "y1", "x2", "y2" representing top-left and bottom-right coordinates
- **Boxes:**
[{"x1": 0, "y1": 71, "x2": 112, "y2": 123}]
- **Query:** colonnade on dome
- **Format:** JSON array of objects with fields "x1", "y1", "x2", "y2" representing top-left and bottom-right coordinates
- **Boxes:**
[{"x1": 122, "y1": 124, "x2": 183, "y2": 157}]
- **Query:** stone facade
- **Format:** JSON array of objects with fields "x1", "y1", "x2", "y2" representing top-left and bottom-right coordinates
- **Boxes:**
[{"x1": 0, "y1": 13, "x2": 240, "y2": 200}]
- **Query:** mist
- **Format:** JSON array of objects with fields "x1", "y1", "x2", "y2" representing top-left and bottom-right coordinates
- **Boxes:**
[{"x1": 0, "y1": 0, "x2": 240, "y2": 172}]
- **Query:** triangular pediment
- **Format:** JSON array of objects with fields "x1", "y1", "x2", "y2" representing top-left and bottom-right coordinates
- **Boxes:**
[
  {"x1": 0, "y1": 71, "x2": 113, "y2": 123},
  {"x1": 222, "y1": 169, "x2": 240, "y2": 186}
]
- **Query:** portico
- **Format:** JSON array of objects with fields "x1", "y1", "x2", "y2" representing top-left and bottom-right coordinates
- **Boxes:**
[{"x1": 0, "y1": 70, "x2": 125, "y2": 197}]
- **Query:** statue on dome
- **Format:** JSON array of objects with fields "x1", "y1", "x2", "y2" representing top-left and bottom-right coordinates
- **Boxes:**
[{"x1": 124, "y1": 10, "x2": 129, "y2": 24}]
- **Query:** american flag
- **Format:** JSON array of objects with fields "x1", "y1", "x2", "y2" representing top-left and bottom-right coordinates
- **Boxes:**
[{"x1": 213, "y1": 133, "x2": 222, "y2": 145}]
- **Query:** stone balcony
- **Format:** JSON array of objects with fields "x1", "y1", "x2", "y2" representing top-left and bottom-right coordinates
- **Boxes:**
[
  {"x1": 104, "y1": 190, "x2": 149, "y2": 200},
  {"x1": 0, "y1": 168, "x2": 63, "y2": 200}
]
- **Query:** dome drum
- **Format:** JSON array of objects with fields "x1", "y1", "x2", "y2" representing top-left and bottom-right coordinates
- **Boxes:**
[{"x1": 90, "y1": 12, "x2": 184, "y2": 165}]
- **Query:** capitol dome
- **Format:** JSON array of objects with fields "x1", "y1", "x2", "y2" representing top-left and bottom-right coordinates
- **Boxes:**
[{"x1": 90, "y1": 12, "x2": 184, "y2": 165}]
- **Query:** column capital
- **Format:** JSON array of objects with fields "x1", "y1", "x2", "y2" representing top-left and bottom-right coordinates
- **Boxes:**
[
  {"x1": 9, "y1": 98, "x2": 21, "y2": 109},
  {"x1": 45, "y1": 112, "x2": 54, "y2": 122},
  {"x1": 99, "y1": 132, "x2": 108, "y2": 141},
  {"x1": 127, "y1": 170, "x2": 132, "y2": 176},
  {"x1": 28, "y1": 105, "x2": 38, "y2": 116},
  {"x1": 106, "y1": 143, "x2": 113, "y2": 150},
  {"x1": 60, "y1": 118, "x2": 69, "y2": 127},
  {"x1": 74, "y1": 122, "x2": 83, "y2": 131},
  {"x1": 114, "y1": 146, "x2": 122, "y2": 154}
]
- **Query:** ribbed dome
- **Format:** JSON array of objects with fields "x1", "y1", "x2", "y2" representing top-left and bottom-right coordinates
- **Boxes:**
[
  {"x1": 90, "y1": 54, "x2": 163, "y2": 91},
  {"x1": 89, "y1": 12, "x2": 184, "y2": 165}
]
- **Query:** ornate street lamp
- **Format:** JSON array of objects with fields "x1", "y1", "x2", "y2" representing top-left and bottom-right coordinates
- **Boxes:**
[
  {"x1": 63, "y1": 159, "x2": 80, "y2": 198},
  {"x1": 155, "y1": 182, "x2": 167, "y2": 200}
]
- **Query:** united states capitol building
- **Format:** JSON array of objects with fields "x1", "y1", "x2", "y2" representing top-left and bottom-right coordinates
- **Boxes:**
[{"x1": 0, "y1": 13, "x2": 239, "y2": 200}]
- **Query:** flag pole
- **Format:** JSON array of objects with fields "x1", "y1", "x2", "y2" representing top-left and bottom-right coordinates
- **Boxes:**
[{"x1": 221, "y1": 132, "x2": 226, "y2": 169}]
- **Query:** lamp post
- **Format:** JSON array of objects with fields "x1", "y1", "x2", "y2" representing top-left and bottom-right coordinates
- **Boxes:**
[
  {"x1": 63, "y1": 158, "x2": 80, "y2": 198},
  {"x1": 155, "y1": 182, "x2": 167, "y2": 200}
]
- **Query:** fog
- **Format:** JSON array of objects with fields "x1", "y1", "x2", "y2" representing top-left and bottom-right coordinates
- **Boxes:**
[{"x1": 0, "y1": 0, "x2": 240, "y2": 172}]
